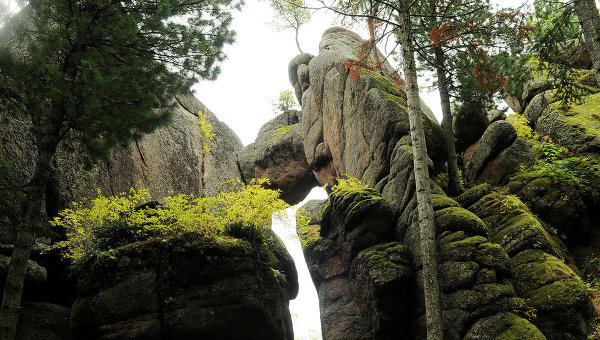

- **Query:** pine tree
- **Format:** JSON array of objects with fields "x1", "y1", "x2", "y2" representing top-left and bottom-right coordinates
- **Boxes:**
[{"x1": 0, "y1": 1, "x2": 239, "y2": 338}]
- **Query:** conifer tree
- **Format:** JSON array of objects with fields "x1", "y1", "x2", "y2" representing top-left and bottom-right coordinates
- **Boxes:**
[{"x1": 0, "y1": 1, "x2": 239, "y2": 338}]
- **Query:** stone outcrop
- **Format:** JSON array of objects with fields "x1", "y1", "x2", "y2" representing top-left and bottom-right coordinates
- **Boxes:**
[
  {"x1": 0, "y1": 93, "x2": 245, "y2": 306},
  {"x1": 16, "y1": 302, "x2": 73, "y2": 340},
  {"x1": 1, "y1": 93, "x2": 243, "y2": 220},
  {"x1": 464, "y1": 121, "x2": 536, "y2": 186},
  {"x1": 291, "y1": 27, "x2": 594, "y2": 339},
  {"x1": 290, "y1": 28, "x2": 564, "y2": 339},
  {"x1": 71, "y1": 235, "x2": 297, "y2": 340},
  {"x1": 289, "y1": 27, "x2": 445, "y2": 191},
  {"x1": 466, "y1": 191, "x2": 594, "y2": 340},
  {"x1": 238, "y1": 110, "x2": 318, "y2": 205}
]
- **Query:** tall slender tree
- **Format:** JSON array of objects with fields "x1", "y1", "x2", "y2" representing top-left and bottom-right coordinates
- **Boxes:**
[
  {"x1": 268, "y1": 0, "x2": 311, "y2": 54},
  {"x1": 0, "y1": 1, "x2": 239, "y2": 338},
  {"x1": 573, "y1": 0, "x2": 600, "y2": 86},
  {"x1": 397, "y1": 1, "x2": 444, "y2": 337}
]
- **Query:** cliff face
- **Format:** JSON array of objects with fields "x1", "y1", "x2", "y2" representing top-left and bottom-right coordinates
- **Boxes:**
[
  {"x1": 288, "y1": 27, "x2": 596, "y2": 340},
  {"x1": 1, "y1": 93, "x2": 300, "y2": 339}
]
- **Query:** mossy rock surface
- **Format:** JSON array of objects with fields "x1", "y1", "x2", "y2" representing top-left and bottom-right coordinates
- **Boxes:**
[
  {"x1": 431, "y1": 194, "x2": 460, "y2": 210},
  {"x1": 464, "y1": 312, "x2": 545, "y2": 340},
  {"x1": 538, "y1": 92, "x2": 600, "y2": 155},
  {"x1": 435, "y1": 207, "x2": 488, "y2": 237},
  {"x1": 71, "y1": 234, "x2": 296, "y2": 340},
  {"x1": 456, "y1": 183, "x2": 491, "y2": 208}
]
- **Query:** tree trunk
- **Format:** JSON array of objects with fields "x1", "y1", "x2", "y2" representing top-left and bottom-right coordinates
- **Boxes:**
[
  {"x1": 0, "y1": 143, "x2": 55, "y2": 340},
  {"x1": 295, "y1": 25, "x2": 303, "y2": 54},
  {"x1": 398, "y1": 1, "x2": 444, "y2": 339},
  {"x1": 434, "y1": 46, "x2": 463, "y2": 196},
  {"x1": 573, "y1": 0, "x2": 600, "y2": 86}
]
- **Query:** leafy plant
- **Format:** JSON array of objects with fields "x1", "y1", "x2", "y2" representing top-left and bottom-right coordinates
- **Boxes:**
[
  {"x1": 507, "y1": 114, "x2": 593, "y2": 193},
  {"x1": 272, "y1": 90, "x2": 299, "y2": 114},
  {"x1": 46, "y1": 178, "x2": 290, "y2": 266}
]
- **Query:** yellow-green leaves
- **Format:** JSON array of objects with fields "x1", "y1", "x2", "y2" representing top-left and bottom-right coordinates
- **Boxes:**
[
  {"x1": 47, "y1": 178, "x2": 290, "y2": 262},
  {"x1": 197, "y1": 109, "x2": 215, "y2": 154}
]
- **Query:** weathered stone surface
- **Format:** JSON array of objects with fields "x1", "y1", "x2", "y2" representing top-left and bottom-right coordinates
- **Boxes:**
[
  {"x1": 476, "y1": 138, "x2": 536, "y2": 185},
  {"x1": 0, "y1": 254, "x2": 47, "y2": 302},
  {"x1": 1, "y1": 93, "x2": 243, "y2": 218},
  {"x1": 289, "y1": 27, "x2": 445, "y2": 191},
  {"x1": 465, "y1": 121, "x2": 517, "y2": 182},
  {"x1": 523, "y1": 92, "x2": 550, "y2": 125},
  {"x1": 71, "y1": 236, "x2": 295, "y2": 340},
  {"x1": 1, "y1": 93, "x2": 245, "y2": 306},
  {"x1": 297, "y1": 188, "x2": 401, "y2": 340},
  {"x1": 508, "y1": 170, "x2": 592, "y2": 243},
  {"x1": 469, "y1": 193, "x2": 594, "y2": 339},
  {"x1": 455, "y1": 184, "x2": 491, "y2": 208},
  {"x1": 238, "y1": 110, "x2": 318, "y2": 205},
  {"x1": 349, "y1": 243, "x2": 414, "y2": 339},
  {"x1": 464, "y1": 312, "x2": 545, "y2": 340},
  {"x1": 16, "y1": 302, "x2": 73, "y2": 340},
  {"x1": 289, "y1": 27, "x2": 583, "y2": 340},
  {"x1": 453, "y1": 106, "x2": 490, "y2": 152},
  {"x1": 536, "y1": 92, "x2": 600, "y2": 156}
]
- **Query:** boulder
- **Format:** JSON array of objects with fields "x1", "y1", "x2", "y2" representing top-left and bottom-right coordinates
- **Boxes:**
[
  {"x1": 464, "y1": 121, "x2": 535, "y2": 185},
  {"x1": 16, "y1": 302, "x2": 73, "y2": 340},
  {"x1": 288, "y1": 27, "x2": 445, "y2": 191},
  {"x1": 238, "y1": 110, "x2": 318, "y2": 205},
  {"x1": 464, "y1": 121, "x2": 517, "y2": 182},
  {"x1": 453, "y1": 106, "x2": 490, "y2": 152},
  {"x1": 71, "y1": 235, "x2": 296, "y2": 340},
  {"x1": 536, "y1": 92, "x2": 600, "y2": 156},
  {"x1": 469, "y1": 193, "x2": 595, "y2": 339},
  {"x1": 0, "y1": 254, "x2": 47, "y2": 302},
  {"x1": 0, "y1": 93, "x2": 245, "y2": 306}
]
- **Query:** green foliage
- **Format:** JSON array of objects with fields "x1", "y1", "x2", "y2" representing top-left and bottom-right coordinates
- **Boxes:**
[
  {"x1": 272, "y1": 90, "x2": 299, "y2": 114},
  {"x1": 583, "y1": 258, "x2": 600, "y2": 286},
  {"x1": 268, "y1": 0, "x2": 310, "y2": 53},
  {"x1": 507, "y1": 114, "x2": 593, "y2": 193},
  {"x1": 0, "y1": 0, "x2": 239, "y2": 163},
  {"x1": 526, "y1": 0, "x2": 595, "y2": 107},
  {"x1": 46, "y1": 178, "x2": 290, "y2": 266},
  {"x1": 197, "y1": 109, "x2": 216, "y2": 155},
  {"x1": 325, "y1": 174, "x2": 371, "y2": 193}
]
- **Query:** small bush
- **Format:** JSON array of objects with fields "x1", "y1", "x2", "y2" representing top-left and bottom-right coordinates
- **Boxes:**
[{"x1": 46, "y1": 178, "x2": 290, "y2": 265}]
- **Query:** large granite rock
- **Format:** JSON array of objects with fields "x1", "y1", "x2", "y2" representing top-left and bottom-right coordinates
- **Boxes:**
[
  {"x1": 0, "y1": 93, "x2": 245, "y2": 306},
  {"x1": 16, "y1": 302, "x2": 73, "y2": 340},
  {"x1": 288, "y1": 28, "x2": 591, "y2": 339},
  {"x1": 238, "y1": 110, "x2": 318, "y2": 205},
  {"x1": 289, "y1": 27, "x2": 445, "y2": 191},
  {"x1": 71, "y1": 234, "x2": 296, "y2": 340},
  {"x1": 464, "y1": 121, "x2": 535, "y2": 185},
  {"x1": 467, "y1": 191, "x2": 595, "y2": 340}
]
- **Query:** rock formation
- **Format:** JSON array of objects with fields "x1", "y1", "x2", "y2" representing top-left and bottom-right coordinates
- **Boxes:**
[
  {"x1": 290, "y1": 27, "x2": 596, "y2": 340},
  {"x1": 70, "y1": 236, "x2": 296, "y2": 340}
]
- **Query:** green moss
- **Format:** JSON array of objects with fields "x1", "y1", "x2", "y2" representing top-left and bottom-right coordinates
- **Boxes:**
[
  {"x1": 361, "y1": 242, "x2": 411, "y2": 287},
  {"x1": 495, "y1": 313, "x2": 546, "y2": 340},
  {"x1": 362, "y1": 69, "x2": 405, "y2": 97},
  {"x1": 323, "y1": 185, "x2": 386, "y2": 228},
  {"x1": 435, "y1": 207, "x2": 488, "y2": 236},
  {"x1": 297, "y1": 224, "x2": 322, "y2": 249},
  {"x1": 524, "y1": 277, "x2": 588, "y2": 313},
  {"x1": 513, "y1": 252, "x2": 576, "y2": 293},
  {"x1": 263, "y1": 123, "x2": 298, "y2": 146},
  {"x1": 474, "y1": 242, "x2": 510, "y2": 274},
  {"x1": 431, "y1": 194, "x2": 459, "y2": 210}
]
